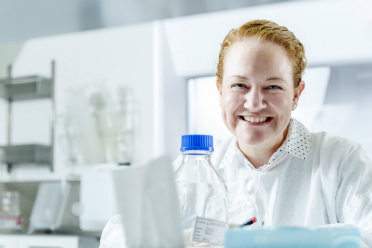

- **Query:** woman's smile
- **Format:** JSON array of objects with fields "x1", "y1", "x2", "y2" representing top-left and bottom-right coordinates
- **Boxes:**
[{"x1": 238, "y1": 116, "x2": 273, "y2": 125}]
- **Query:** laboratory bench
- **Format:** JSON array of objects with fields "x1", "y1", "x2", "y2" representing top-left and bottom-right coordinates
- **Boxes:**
[{"x1": 0, "y1": 233, "x2": 100, "y2": 248}]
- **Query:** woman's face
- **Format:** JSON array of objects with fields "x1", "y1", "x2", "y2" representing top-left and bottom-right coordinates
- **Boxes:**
[{"x1": 217, "y1": 37, "x2": 304, "y2": 150}]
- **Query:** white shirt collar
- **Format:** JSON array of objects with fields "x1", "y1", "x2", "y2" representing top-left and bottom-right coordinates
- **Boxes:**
[
  {"x1": 279, "y1": 118, "x2": 310, "y2": 160},
  {"x1": 218, "y1": 118, "x2": 310, "y2": 172}
]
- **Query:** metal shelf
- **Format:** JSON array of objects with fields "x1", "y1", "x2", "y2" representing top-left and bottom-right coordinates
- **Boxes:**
[
  {"x1": 0, "y1": 76, "x2": 52, "y2": 101},
  {"x1": 0, "y1": 145, "x2": 51, "y2": 170},
  {"x1": 0, "y1": 62, "x2": 55, "y2": 172}
]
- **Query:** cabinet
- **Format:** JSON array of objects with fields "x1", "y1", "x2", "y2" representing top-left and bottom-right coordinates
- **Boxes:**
[{"x1": 0, "y1": 235, "x2": 99, "y2": 248}]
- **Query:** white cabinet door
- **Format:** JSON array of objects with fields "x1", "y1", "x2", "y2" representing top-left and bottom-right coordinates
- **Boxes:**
[
  {"x1": 17, "y1": 236, "x2": 79, "y2": 248},
  {"x1": 0, "y1": 235, "x2": 17, "y2": 248}
]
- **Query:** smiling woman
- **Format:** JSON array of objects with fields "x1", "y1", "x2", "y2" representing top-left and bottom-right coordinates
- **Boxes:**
[
  {"x1": 213, "y1": 20, "x2": 372, "y2": 247},
  {"x1": 217, "y1": 37, "x2": 305, "y2": 167}
]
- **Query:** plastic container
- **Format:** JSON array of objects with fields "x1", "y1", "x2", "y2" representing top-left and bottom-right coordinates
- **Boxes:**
[
  {"x1": 174, "y1": 134, "x2": 228, "y2": 230},
  {"x1": 225, "y1": 226, "x2": 361, "y2": 248}
]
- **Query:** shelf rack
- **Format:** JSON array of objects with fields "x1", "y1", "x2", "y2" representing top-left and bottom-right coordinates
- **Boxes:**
[{"x1": 0, "y1": 61, "x2": 55, "y2": 172}]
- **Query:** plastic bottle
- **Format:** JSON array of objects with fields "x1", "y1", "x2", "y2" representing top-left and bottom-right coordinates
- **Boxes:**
[{"x1": 174, "y1": 134, "x2": 228, "y2": 230}]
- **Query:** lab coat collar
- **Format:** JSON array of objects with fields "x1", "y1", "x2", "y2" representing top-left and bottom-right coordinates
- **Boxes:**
[
  {"x1": 217, "y1": 118, "x2": 310, "y2": 172},
  {"x1": 279, "y1": 118, "x2": 310, "y2": 160}
]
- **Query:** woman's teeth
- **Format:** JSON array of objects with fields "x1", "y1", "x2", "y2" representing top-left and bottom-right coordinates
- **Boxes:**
[{"x1": 243, "y1": 116, "x2": 269, "y2": 123}]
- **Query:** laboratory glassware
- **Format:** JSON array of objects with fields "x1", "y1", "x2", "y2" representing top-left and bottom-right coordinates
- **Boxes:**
[
  {"x1": 0, "y1": 191, "x2": 22, "y2": 230},
  {"x1": 174, "y1": 134, "x2": 228, "y2": 230}
]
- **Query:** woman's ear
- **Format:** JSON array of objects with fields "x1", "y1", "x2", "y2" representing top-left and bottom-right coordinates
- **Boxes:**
[
  {"x1": 293, "y1": 80, "x2": 305, "y2": 104},
  {"x1": 216, "y1": 78, "x2": 222, "y2": 95}
]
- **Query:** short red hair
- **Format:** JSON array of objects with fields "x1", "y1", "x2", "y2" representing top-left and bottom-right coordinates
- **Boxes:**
[{"x1": 216, "y1": 20, "x2": 307, "y2": 88}]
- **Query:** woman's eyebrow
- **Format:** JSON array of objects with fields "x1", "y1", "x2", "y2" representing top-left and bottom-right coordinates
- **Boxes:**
[
  {"x1": 267, "y1": 77, "x2": 284, "y2": 81},
  {"x1": 228, "y1": 75, "x2": 249, "y2": 80},
  {"x1": 266, "y1": 77, "x2": 286, "y2": 82}
]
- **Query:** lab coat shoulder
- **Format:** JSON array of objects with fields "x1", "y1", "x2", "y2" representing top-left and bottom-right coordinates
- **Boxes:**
[
  {"x1": 311, "y1": 131, "x2": 372, "y2": 201},
  {"x1": 312, "y1": 132, "x2": 372, "y2": 242},
  {"x1": 310, "y1": 131, "x2": 371, "y2": 177},
  {"x1": 312, "y1": 131, "x2": 372, "y2": 174},
  {"x1": 311, "y1": 131, "x2": 358, "y2": 160},
  {"x1": 99, "y1": 214, "x2": 127, "y2": 248}
]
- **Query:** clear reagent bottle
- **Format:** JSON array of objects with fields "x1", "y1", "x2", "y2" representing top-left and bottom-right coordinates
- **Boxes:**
[{"x1": 174, "y1": 134, "x2": 228, "y2": 230}]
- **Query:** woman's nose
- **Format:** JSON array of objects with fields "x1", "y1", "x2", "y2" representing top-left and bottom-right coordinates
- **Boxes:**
[{"x1": 243, "y1": 89, "x2": 266, "y2": 110}]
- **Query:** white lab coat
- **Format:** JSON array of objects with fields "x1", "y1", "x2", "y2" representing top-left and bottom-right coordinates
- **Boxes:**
[
  {"x1": 213, "y1": 118, "x2": 372, "y2": 247},
  {"x1": 100, "y1": 118, "x2": 372, "y2": 247},
  {"x1": 99, "y1": 215, "x2": 127, "y2": 248}
]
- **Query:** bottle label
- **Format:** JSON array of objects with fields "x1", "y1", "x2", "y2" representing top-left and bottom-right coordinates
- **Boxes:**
[{"x1": 192, "y1": 216, "x2": 228, "y2": 245}]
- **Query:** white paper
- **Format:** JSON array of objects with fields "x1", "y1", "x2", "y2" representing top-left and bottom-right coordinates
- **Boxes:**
[
  {"x1": 111, "y1": 156, "x2": 184, "y2": 248},
  {"x1": 193, "y1": 217, "x2": 228, "y2": 245}
]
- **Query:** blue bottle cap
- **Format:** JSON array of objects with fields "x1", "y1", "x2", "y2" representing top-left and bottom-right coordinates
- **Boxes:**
[{"x1": 180, "y1": 134, "x2": 214, "y2": 152}]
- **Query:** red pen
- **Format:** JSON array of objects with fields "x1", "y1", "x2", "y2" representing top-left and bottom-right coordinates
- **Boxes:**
[{"x1": 239, "y1": 217, "x2": 257, "y2": 227}]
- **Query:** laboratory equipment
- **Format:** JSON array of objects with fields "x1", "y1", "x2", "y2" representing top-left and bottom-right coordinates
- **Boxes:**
[
  {"x1": 0, "y1": 191, "x2": 22, "y2": 230},
  {"x1": 28, "y1": 182, "x2": 80, "y2": 233},
  {"x1": 89, "y1": 87, "x2": 135, "y2": 164},
  {"x1": 57, "y1": 85, "x2": 136, "y2": 169},
  {"x1": 225, "y1": 226, "x2": 361, "y2": 248},
  {"x1": 174, "y1": 134, "x2": 228, "y2": 229}
]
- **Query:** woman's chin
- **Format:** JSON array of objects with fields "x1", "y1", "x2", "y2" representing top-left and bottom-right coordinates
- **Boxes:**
[{"x1": 237, "y1": 135, "x2": 269, "y2": 148}]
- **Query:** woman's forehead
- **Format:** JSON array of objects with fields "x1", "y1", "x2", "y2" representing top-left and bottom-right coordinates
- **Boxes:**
[
  {"x1": 223, "y1": 38, "x2": 293, "y2": 80},
  {"x1": 225, "y1": 38, "x2": 289, "y2": 62}
]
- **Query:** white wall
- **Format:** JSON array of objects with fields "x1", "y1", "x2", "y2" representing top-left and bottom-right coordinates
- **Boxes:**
[
  {"x1": 153, "y1": 22, "x2": 187, "y2": 158},
  {"x1": 162, "y1": 0, "x2": 372, "y2": 77},
  {"x1": 0, "y1": 42, "x2": 25, "y2": 78}
]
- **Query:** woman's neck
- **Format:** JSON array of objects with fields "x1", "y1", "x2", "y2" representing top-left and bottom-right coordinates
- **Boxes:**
[{"x1": 237, "y1": 127, "x2": 289, "y2": 168}]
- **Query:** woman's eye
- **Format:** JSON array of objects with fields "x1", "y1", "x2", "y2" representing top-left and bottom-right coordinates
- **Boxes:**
[
  {"x1": 232, "y1": 83, "x2": 246, "y2": 89},
  {"x1": 266, "y1": 85, "x2": 282, "y2": 90}
]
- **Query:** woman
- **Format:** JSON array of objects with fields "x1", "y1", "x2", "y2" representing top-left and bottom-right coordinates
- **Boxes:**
[
  {"x1": 100, "y1": 19, "x2": 372, "y2": 247},
  {"x1": 213, "y1": 20, "x2": 372, "y2": 246}
]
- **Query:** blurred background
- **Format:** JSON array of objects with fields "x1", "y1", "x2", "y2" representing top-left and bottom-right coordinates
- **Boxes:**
[{"x1": 0, "y1": 0, "x2": 371, "y2": 247}]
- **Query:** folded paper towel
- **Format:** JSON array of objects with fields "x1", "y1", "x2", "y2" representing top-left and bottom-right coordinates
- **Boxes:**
[{"x1": 110, "y1": 156, "x2": 184, "y2": 248}]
